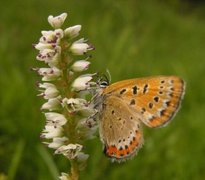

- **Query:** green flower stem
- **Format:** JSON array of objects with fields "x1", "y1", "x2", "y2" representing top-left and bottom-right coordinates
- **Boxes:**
[
  {"x1": 60, "y1": 40, "x2": 80, "y2": 179},
  {"x1": 70, "y1": 159, "x2": 79, "y2": 180}
]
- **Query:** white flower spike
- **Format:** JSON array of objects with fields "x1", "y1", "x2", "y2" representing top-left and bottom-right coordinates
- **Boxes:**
[{"x1": 34, "y1": 12, "x2": 96, "y2": 179}]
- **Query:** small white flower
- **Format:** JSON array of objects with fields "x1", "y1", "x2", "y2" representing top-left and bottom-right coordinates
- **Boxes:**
[
  {"x1": 72, "y1": 75, "x2": 94, "y2": 91},
  {"x1": 38, "y1": 83, "x2": 59, "y2": 99},
  {"x1": 45, "y1": 112, "x2": 67, "y2": 126},
  {"x1": 55, "y1": 144, "x2": 83, "y2": 159},
  {"x1": 71, "y1": 60, "x2": 90, "y2": 72},
  {"x1": 36, "y1": 49, "x2": 56, "y2": 61},
  {"x1": 70, "y1": 38, "x2": 93, "y2": 55},
  {"x1": 41, "y1": 97, "x2": 61, "y2": 111},
  {"x1": 48, "y1": 13, "x2": 67, "y2": 29},
  {"x1": 59, "y1": 172, "x2": 70, "y2": 180},
  {"x1": 62, "y1": 98, "x2": 88, "y2": 112},
  {"x1": 40, "y1": 29, "x2": 64, "y2": 44},
  {"x1": 47, "y1": 137, "x2": 68, "y2": 149},
  {"x1": 44, "y1": 86, "x2": 59, "y2": 99},
  {"x1": 38, "y1": 82, "x2": 55, "y2": 89},
  {"x1": 47, "y1": 54, "x2": 60, "y2": 68},
  {"x1": 35, "y1": 42, "x2": 54, "y2": 51},
  {"x1": 41, "y1": 125, "x2": 63, "y2": 139},
  {"x1": 37, "y1": 67, "x2": 62, "y2": 81},
  {"x1": 64, "y1": 25, "x2": 81, "y2": 39},
  {"x1": 53, "y1": 29, "x2": 64, "y2": 39},
  {"x1": 36, "y1": 46, "x2": 61, "y2": 67}
]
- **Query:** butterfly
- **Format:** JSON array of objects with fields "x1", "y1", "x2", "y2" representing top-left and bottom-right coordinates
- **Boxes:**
[{"x1": 95, "y1": 76, "x2": 185, "y2": 162}]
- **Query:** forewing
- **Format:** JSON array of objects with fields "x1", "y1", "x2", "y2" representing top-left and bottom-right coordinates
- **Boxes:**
[
  {"x1": 99, "y1": 96, "x2": 143, "y2": 162},
  {"x1": 103, "y1": 76, "x2": 185, "y2": 128}
]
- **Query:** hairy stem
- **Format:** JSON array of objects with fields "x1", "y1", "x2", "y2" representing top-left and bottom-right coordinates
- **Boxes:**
[{"x1": 70, "y1": 159, "x2": 79, "y2": 180}]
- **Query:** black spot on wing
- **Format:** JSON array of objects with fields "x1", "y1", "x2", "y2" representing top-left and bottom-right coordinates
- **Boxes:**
[
  {"x1": 130, "y1": 99, "x2": 135, "y2": 105},
  {"x1": 120, "y1": 89, "x2": 126, "y2": 94},
  {"x1": 143, "y1": 84, "x2": 148, "y2": 94},
  {"x1": 154, "y1": 96, "x2": 159, "y2": 102},
  {"x1": 132, "y1": 86, "x2": 138, "y2": 95}
]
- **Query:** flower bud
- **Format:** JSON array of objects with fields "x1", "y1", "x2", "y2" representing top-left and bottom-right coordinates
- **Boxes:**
[
  {"x1": 36, "y1": 49, "x2": 56, "y2": 62},
  {"x1": 40, "y1": 29, "x2": 64, "y2": 44},
  {"x1": 70, "y1": 39, "x2": 93, "y2": 55},
  {"x1": 34, "y1": 42, "x2": 54, "y2": 51},
  {"x1": 47, "y1": 137, "x2": 68, "y2": 149},
  {"x1": 72, "y1": 75, "x2": 93, "y2": 91},
  {"x1": 45, "y1": 112, "x2": 67, "y2": 126},
  {"x1": 41, "y1": 125, "x2": 63, "y2": 139},
  {"x1": 71, "y1": 60, "x2": 90, "y2": 72},
  {"x1": 48, "y1": 13, "x2": 67, "y2": 29},
  {"x1": 41, "y1": 97, "x2": 61, "y2": 111},
  {"x1": 64, "y1": 25, "x2": 81, "y2": 39},
  {"x1": 44, "y1": 86, "x2": 59, "y2": 99},
  {"x1": 62, "y1": 98, "x2": 88, "y2": 112},
  {"x1": 37, "y1": 67, "x2": 62, "y2": 81},
  {"x1": 38, "y1": 82, "x2": 55, "y2": 89},
  {"x1": 55, "y1": 144, "x2": 83, "y2": 159}
]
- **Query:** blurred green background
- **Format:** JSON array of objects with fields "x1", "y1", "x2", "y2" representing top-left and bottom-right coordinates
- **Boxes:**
[{"x1": 1, "y1": 0, "x2": 205, "y2": 179}]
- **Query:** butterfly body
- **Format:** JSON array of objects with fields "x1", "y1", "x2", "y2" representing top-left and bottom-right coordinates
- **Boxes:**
[{"x1": 96, "y1": 76, "x2": 185, "y2": 162}]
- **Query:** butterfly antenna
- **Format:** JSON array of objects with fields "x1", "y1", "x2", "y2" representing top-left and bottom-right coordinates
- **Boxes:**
[{"x1": 106, "y1": 69, "x2": 111, "y2": 84}]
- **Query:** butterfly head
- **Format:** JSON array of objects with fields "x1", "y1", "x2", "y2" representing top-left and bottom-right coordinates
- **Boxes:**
[{"x1": 96, "y1": 72, "x2": 111, "y2": 89}]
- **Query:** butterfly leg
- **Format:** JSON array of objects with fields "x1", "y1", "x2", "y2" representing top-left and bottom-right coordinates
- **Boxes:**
[{"x1": 85, "y1": 109, "x2": 99, "y2": 128}]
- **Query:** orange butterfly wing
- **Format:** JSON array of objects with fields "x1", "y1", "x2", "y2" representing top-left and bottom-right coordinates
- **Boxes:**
[{"x1": 103, "y1": 76, "x2": 185, "y2": 128}]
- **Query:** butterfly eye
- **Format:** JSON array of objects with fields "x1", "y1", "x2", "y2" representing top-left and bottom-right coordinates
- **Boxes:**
[{"x1": 100, "y1": 81, "x2": 109, "y2": 88}]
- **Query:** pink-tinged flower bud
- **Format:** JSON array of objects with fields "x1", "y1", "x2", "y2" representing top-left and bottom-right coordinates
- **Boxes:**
[
  {"x1": 48, "y1": 13, "x2": 67, "y2": 29},
  {"x1": 55, "y1": 144, "x2": 83, "y2": 159},
  {"x1": 70, "y1": 38, "x2": 93, "y2": 55},
  {"x1": 45, "y1": 112, "x2": 67, "y2": 126},
  {"x1": 47, "y1": 137, "x2": 68, "y2": 149},
  {"x1": 41, "y1": 125, "x2": 63, "y2": 139},
  {"x1": 72, "y1": 75, "x2": 93, "y2": 91},
  {"x1": 64, "y1": 25, "x2": 81, "y2": 39},
  {"x1": 71, "y1": 60, "x2": 90, "y2": 72},
  {"x1": 41, "y1": 97, "x2": 61, "y2": 111}
]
